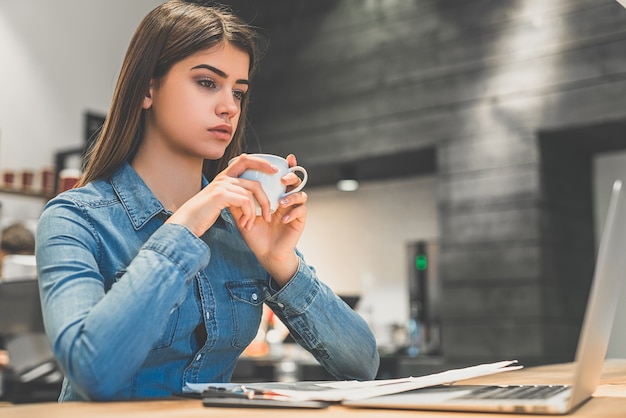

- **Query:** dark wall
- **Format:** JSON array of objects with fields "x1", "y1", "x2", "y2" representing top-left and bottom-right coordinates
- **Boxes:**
[{"x1": 224, "y1": 0, "x2": 626, "y2": 365}]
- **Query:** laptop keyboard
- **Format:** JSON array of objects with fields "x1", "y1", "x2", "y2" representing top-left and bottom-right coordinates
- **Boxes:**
[{"x1": 456, "y1": 385, "x2": 570, "y2": 400}]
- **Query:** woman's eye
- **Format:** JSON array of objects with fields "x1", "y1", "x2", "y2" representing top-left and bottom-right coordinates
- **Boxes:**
[
  {"x1": 233, "y1": 90, "x2": 246, "y2": 101},
  {"x1": 198, "y1": 78, "x2": 216, "y2": 89}
]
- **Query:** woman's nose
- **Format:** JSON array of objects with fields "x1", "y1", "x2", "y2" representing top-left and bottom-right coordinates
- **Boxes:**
[{"x1": 216, "y1": 90, "x2": 239, "y2": 118}]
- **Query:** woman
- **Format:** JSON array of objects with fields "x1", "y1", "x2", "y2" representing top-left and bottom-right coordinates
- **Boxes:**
[{"x1": 36, "y1": 0, "x2": 379, "y2": 402}]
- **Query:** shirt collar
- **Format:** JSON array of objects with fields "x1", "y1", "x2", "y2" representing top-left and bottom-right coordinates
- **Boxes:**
[
  {"x1": 111, "y1": 162, "x2": 165, "y2": 230},
  {"x1": 110, "y1": 162, "x2": 232, "y2": 230}
]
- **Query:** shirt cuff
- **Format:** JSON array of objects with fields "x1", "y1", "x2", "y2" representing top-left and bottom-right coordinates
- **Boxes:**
[
  {"x1": 142, "y1": 223, "x2": 211, "y2": 280},
  {"x1": 266, "y1": 255, "x2": 320, "y2": 316}
]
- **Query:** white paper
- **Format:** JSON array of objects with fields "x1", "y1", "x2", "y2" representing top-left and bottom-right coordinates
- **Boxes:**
[{"x1": 184, "y1": 360, "x2": 522, "y2": 402}]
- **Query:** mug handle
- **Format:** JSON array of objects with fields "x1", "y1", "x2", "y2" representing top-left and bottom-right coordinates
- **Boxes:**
[{"x1": 282, "y1": 166, "x2": 308, "y2": 197}]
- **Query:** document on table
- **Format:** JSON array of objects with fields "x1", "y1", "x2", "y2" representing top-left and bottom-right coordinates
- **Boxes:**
[{"x1": 184, "y1": 360, "x2": 522, "y2": 402}]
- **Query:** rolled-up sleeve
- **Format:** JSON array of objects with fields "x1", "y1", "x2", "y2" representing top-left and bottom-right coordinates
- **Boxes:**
[{"x1": 264, "y1": 255, "x2": 379, "y2": 381}]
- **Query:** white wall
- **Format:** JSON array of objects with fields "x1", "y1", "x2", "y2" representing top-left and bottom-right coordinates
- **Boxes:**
[
  {"x1": 0, "y1": 0, "x2": 162, "y2": 238},
  {"x1": 298, "y1": 175, "x2": 439, "y2": 344},
  {"x1": 593, "y1": 152, "x2": 626, "y2": 358},
  {"x1": 0, "y1": 0, "x2": 162, "y2": 172}
]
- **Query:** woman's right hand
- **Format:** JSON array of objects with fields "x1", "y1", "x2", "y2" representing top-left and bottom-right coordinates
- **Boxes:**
[{"x1": 166, "y1": 154, "x2": 278, "y2": 236}]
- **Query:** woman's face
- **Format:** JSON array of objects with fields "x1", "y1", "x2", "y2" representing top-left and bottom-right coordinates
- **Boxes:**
[{"x1": 143, "y1": 42, "x2": 250, "y2": 161}]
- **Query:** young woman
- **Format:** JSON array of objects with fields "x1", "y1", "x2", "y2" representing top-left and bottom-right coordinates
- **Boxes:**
[{"x1": 35, "y1": 0, "x2": 378, "y2": 402}]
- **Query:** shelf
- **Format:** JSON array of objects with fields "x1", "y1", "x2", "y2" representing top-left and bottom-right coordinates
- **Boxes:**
[{"x1": 0, "y1": 188, "x2": 54, "y2": 200}]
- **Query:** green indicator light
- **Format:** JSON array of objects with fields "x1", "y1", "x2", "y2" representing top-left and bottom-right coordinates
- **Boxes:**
[{"x1": 416, "y1": 254, "x2": 428, "y2": 271}]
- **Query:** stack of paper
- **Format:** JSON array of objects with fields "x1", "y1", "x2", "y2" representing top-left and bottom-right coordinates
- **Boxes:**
[{"x1": 185, "y1": 360, "x2": 522, "y2": 402}]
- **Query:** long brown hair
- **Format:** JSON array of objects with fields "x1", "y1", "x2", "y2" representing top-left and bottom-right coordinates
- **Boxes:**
[{"x1": 78, "y1": 0, "x2": 258, "y2": 187}]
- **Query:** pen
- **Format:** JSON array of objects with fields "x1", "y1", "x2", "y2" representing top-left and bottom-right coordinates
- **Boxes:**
[
  {"x1": 202, "y1": 385, "x2": 288, "y2": 400},
  {"x1": 203, "y1": 385, "x2": 255, "y2": 399}
]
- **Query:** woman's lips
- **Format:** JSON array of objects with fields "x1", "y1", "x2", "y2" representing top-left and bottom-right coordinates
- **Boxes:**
[{"x1": 208, "y1": 124, "x2": 233, "y2": 141}]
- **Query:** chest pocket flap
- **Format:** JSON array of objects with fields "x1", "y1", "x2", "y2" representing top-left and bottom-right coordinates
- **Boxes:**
[
  {"x1": 225, "y1": 281, "x2": 268, "y2": 349},
  {"x1": 226, "y1": 281, "x2": 268, "y2": 306}
]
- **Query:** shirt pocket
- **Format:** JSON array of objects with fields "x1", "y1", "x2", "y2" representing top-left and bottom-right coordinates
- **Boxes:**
[{"x1": 225, "y1": 281, "x2": 266, "y2": 349}]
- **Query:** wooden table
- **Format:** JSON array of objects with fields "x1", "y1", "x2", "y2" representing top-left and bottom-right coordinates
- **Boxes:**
[{"x1": 2, "y1": 359, "x2": 626, "y2": 417}]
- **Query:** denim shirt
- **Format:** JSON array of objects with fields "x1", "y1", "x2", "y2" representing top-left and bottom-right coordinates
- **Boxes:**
[{"x1": 36, "y1": 162, "x2": 379, "y2": 401}]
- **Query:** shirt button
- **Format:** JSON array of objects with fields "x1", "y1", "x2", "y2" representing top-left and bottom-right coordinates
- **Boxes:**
[
  {"x1": 251, "y1": 293, "x2": 258, "y2": 301},
  {"x1": 277, "y1": 302, "x2": 284, "y2": 308},
  {"x1": 205, "y1": 312, "x2": 210, "y2": 320},
  {"x1": 196, "y1": 353, "x2": 202, "y2": 361}
]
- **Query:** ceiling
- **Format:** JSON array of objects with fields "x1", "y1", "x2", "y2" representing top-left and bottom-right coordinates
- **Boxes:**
[{"x1": 302, "y1": 147, "x2": 437, "y2": 188}]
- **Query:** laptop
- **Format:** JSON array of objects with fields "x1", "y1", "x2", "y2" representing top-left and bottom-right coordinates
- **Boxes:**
[{"x1": 345, "y1": 179, "x2": 626, "y2": 415}]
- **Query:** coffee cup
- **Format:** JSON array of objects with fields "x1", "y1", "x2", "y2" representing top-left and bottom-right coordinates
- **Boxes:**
[{"x1": 229, "y1": 154, "x2": 308, "y2": 215}]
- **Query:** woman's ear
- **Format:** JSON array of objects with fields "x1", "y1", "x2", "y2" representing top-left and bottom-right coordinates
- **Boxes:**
[{"x1": 142, "y1": 79, "x2": 155, "y2": 109}]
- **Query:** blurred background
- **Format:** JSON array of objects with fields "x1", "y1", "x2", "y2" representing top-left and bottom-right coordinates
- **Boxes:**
[{"x1": 2, "y1": 0, "x2": 626, "y2": 401}]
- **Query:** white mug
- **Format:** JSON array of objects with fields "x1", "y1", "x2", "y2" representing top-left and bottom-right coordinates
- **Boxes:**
[{"x1": 229, "y1": 154, "x2": 308, "y2": 215}]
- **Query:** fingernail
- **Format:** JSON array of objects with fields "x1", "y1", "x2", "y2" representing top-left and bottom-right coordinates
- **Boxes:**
[
  {"x1": 280, "y1": 198, "x2": 289, "y2": 206},
  {"x1": 282, "y1": 214, "x2": 290, "y2": 223}
]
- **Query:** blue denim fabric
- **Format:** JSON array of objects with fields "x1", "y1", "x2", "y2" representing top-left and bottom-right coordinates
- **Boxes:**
[{"x1": 36, "y1": 162, "x2": 379, "y2": 401}]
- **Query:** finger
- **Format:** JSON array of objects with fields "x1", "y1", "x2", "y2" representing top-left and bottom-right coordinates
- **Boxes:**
[
  {"x1": 279, "y1": 191, "x2": 308, "y2": 209},
  {"x1": 227, "y1": 153, "x2": 279, "y2": 177},
  {"x1": 285, "y1": 154, "x2": 297, "y2": 167},
  {"x1": 229, "y1": 205, "x2": 247, "y2": 230},
  {"x1": 232, "y1": 177, "x2": 272, "y2": 220},
  {"x1": 232, "y1": 196, "x2": 253, "y2": 230},
  {"x1": 222, "y1": 183, "x2": 257, "y2": 229},
  {"x1": 281, "y1": 203, "x2": 307, "y2": 224},
  {"x1": 251, "y1": 185, "x2": 271, "y2": 223},
  {"x1": 244, "y1": 191, "x2": 257, "y2": 230},
  {"x1": 281, "y1": 171, "x2": 302, "y2": 187}
]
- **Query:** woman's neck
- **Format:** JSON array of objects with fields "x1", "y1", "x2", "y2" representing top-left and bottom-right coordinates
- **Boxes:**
[{"x1": 131, "y1": 143, "x2": 203, "y2": 213}]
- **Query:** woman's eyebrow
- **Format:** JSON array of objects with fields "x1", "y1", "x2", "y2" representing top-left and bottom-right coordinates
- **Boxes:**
[{"x1": 191, "y1": 64, "x2": 249, "y2": 85}]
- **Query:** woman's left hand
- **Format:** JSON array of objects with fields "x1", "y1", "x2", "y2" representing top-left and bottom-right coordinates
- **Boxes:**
[{"x1": 230, "y1": 154, "x2": 307, "y2": 287}]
